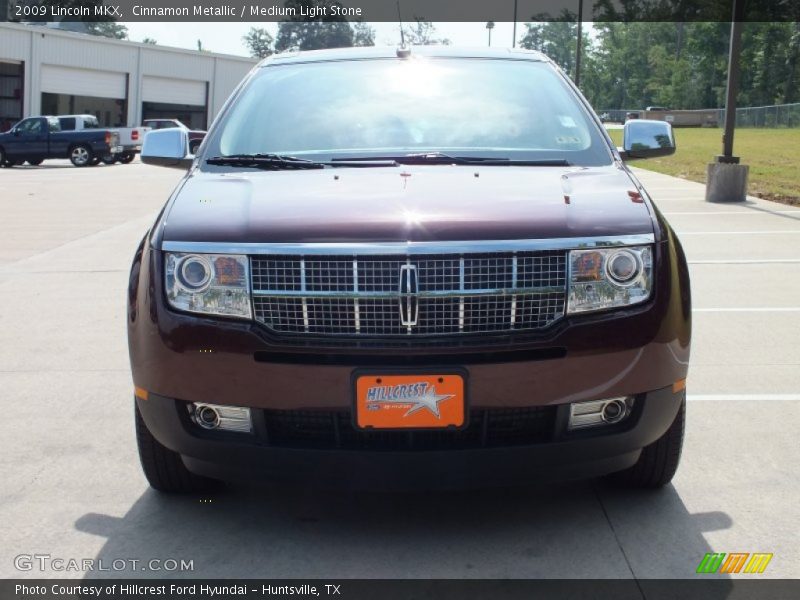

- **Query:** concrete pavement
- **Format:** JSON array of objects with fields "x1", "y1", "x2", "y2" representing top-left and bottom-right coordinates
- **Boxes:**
[{"x1": 0, "y1": 160, "x2": 797, "y2": 580}]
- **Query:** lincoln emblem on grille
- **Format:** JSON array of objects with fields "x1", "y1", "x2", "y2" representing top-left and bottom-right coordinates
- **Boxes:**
[{"x1": 399, "y1": 263, "x2": 419, "y2": 327}]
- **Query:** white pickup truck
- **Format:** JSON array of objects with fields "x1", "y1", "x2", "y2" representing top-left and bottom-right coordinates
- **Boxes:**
[{"x1": 57, "y1": 115, "x2": 151, "y2": 164}]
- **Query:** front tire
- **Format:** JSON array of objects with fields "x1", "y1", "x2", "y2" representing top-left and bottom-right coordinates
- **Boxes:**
[
  {"x1": 70, "y1": 144, "x2": 93, "y2": 167},
  {"x1": 0, "y1": 147, "x2": 15, "y2": 167},
  {"x1": 606, "y1": 395, "x2": 685, "y2": 489},
  {"x1": 135, "y1": 402, "x2": 218, "y2": 493}
]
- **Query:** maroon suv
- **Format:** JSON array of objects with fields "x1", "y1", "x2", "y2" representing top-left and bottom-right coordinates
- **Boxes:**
[{"x1": 131, "y1": 47, "x2": 690, "y2": 493}]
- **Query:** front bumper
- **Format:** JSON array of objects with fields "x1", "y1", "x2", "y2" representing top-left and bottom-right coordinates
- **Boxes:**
[{"x1": 136, "y1": 385, "x2": 684, "y2": 490}]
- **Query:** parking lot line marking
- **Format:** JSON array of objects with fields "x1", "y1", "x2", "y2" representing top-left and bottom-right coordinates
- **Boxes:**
[
  {"x1": 688, "y1": 259, "x2": 800, "y2": 264},
  {"x1": 688, "y1": 394, "x2": 800, "y2": 401},
  {"x1": 693, "y1": 307, "x2": 800, "y2": 312},
  {"x1": 678, "y1": 230, "x2": 800, "y2": 235}
]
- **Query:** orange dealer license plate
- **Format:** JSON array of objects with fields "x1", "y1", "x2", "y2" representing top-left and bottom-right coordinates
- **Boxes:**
[{"x1": 354, "y1": 371, "x2": 467, "y2": 430}]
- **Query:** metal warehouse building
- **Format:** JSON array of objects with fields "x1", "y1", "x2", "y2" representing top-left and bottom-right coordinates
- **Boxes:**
[{"x1": 0, "y1": 22, "x2": 257, "y2": 132}]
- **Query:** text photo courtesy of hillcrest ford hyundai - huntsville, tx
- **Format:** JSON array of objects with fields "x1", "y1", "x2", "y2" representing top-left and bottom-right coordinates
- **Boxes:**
[{"x1": 1, "y1": 1, "x2": 799, "y2": 598}]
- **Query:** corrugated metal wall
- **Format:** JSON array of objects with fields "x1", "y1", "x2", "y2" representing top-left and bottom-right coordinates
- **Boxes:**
[
  {"x1": 41, "y1": 64, "x2": 127, "y2": 98},
  {"x1": 0, "y1": 22, "x2": 256, "y2": 126},
  {"x1": 141, "y1": 76, "x2": 207, "y2": 106}
]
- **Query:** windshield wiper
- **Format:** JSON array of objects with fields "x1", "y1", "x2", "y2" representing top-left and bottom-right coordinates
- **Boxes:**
[
  {"x1": 206, "y1": 154, "x2": 397, "y2": 170},
  {"x1": 333, "y1": 152, "x2": 572, "y2": 167}
]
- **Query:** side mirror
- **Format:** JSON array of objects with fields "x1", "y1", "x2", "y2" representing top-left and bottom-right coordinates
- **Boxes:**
[
  {"x1": 620, "y1": 119, "x2": 676, "y2": 160},
  {"x1": 141, "y1": 128, "x2": 193, "y2": 170},
  {"x1": 13, "y1": 129, "x2": 20, "y2": 136}
]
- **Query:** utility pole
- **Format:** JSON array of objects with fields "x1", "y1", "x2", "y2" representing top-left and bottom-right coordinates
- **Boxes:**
[
  {"x1": 720, "y1": 5, "x2": 744, "y2": 161},
  {"x1": 512, "y1": 0, "x2": 518, "y2": 48},
  {"x1": 486, "y1": 21, "x2": 495, "y2": 47},
  {"x1": 706, "y1": 0, "x2": 748, "y2": 202},
  {"x1": 575, "y1": 0, "x2": 583, "y2": 86}
]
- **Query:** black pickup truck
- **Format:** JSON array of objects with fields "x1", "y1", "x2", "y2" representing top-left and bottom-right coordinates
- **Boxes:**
[{"x1": 0, "y1": 116, "x2": 122, "y2": 167}]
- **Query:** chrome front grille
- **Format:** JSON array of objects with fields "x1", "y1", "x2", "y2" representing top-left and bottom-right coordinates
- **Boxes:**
[{"x1": 251, "y1": 252, "x2": 567, "y2": 336}]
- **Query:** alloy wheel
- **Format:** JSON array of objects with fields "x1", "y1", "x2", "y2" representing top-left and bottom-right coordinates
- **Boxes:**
[{"x1": 71, "y1": 146, "x2": 90, "y2": 166}]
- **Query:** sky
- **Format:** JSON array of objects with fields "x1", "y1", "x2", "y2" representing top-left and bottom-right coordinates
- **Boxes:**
[{"x1": 122, "y1": 22, "x2": 526, "y2": 57}]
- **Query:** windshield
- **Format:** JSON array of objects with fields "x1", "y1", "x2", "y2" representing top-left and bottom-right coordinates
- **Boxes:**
[{"x1": 208, "y1": 57, "x2": 611, "y2": 167}]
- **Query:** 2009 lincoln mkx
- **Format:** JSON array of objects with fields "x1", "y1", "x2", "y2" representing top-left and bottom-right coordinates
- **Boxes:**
[{"x1": 128, "y1": 46, "x2": 691, "y2": 493}]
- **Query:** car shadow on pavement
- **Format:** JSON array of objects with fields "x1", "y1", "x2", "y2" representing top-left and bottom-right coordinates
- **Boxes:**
[
  {"x1": 739, "y1": 200, "x2": 800, "y2": 221},
  {"x1": 6, "y1": 165, "x2": 117, "y2": 170},
  {"x1": 74, "y1": 480, "x2": 734, "y2": 583},
  {"x1": 3, "y1": 165, "x2": 71, "y2": 170}
]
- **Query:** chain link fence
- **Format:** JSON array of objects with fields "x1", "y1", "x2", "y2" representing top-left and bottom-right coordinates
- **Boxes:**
[
  {"x1": 598, "y1": 103, "x2": 800, "y2": 127},
  {"x1": 720, "y1": 103, "x2": 800, "y2": 128}
]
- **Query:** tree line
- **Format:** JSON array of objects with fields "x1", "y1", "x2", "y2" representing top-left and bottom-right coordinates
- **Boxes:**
[
  {"x1": 521, "y1": 20, "x2": 800, "y2": 110},
  {"x1": 245, "y1": 17, "x2": 800, "y2": 110},
  {"x1": 242, "y1": 17, "x2": 450, "y2": 58},
  {"x1": 13, "y1": 0, "x2": 798, "y2": 110}
]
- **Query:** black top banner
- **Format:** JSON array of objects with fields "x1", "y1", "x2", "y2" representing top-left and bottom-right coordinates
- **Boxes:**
[{"x1": 3, "y1": 0, "x2": 800, "y2": 23}]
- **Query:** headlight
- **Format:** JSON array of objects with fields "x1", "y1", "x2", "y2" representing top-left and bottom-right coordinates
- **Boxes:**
[
  {"x1": 165, "y1": 253, "x2": 251, "y2": 319},
  {"x1": 567, "y1": 245, "x2": 652, "y2": 314}
]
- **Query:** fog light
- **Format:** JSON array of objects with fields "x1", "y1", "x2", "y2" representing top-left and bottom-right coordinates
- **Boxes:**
[
  {"x1": 568, "y1": 397, "x2": 634, "y2": 430},
  {"x1": 190, "y1": 403, "x2": 252, "y2": 433}
]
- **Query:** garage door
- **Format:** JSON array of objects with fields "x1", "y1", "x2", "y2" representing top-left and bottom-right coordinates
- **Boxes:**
[
  {"x1": 142, "y1": 76, "x2": 207, "y2": 106},
  {"x1": 40, "y1": 65, "x2": 126, "y2": 99}
]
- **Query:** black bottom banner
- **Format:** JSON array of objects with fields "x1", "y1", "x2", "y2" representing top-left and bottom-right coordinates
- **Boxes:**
[{"x1": 3, "y1": 579, "x2": 800, "y2": 600}]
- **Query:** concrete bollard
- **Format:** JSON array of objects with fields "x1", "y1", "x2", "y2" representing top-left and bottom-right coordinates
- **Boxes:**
[{"x1": 705, "y1": 162, "x2": 749, "y2": 202}]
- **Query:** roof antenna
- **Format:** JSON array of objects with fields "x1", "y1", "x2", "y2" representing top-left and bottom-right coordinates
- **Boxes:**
[{"x1": 397, "y1": 0, "x2": 406, "y2": 56}]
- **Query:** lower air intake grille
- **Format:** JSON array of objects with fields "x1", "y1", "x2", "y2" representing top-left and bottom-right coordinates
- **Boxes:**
[{"x1": 262, "y1": 407, "x2": 557, "y2": 451}]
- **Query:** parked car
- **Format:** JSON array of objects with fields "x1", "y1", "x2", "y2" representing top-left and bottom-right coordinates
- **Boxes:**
[
  {"x1": 131, "y1": 47, "x2": 690, "y2": 493},
  {"x1": 625, "y1": 111, "x2": 641, "y2": 121},
  {"x1": 142, "y1": 119, "x2": 206, "y2": 154},
  {"x1": 57, "y1": 114, "x2": 150, "y2": 164},
  {"x1": 0, "y1": 116, "x2": 121, "y2": 167}
]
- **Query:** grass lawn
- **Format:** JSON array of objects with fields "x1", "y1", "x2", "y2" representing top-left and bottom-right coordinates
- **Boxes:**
[{"x1": 606, "y1": 127, "x2": 800, "y2": 204}]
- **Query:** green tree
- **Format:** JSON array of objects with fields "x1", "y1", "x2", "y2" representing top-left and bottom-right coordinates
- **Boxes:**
[
  {"x1": 401, "y1": 18, "x2": 450, "y2": 46},
  {"x1": 243, "y1": 27, "x2": 274, "y2": 58},
  {"x1": 353, "y1": 20, "x2": 375, "y2": 47},
  {"x1": 85, "y1": 21, "x2": 127, "y2": 39},
  {"x1": 551, "y1": 20, "x2": 800, "y2": 112},
  {"x1": 276, "y1": 0, "x2": 355, "y2": 52},
  {"x1": 276, "y1": 20, "x2": 354, "y2": 52},
  {"x1": 275, "y1": 1, "x2": 375, "y2": 52},
  {"x1": 740, "y1": 22, "x2": 796, "y2": 106},
  {"x1": 519, "y1": 12, "x2": 590, "y2": 80},
  {"x1": 785, "y1": 22, "x2": 800, "y2": 103},
  {"x1": 142, "y1": 37, "x2": 157, "y2": 45},
  {"x1": 587, "y1": 22, "x2": 694, "y2": 110}
]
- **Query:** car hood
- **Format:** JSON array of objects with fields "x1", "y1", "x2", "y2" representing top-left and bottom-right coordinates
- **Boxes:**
[{"x1": 161, "y1": 165, "x2": 654, "y2": 244}]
